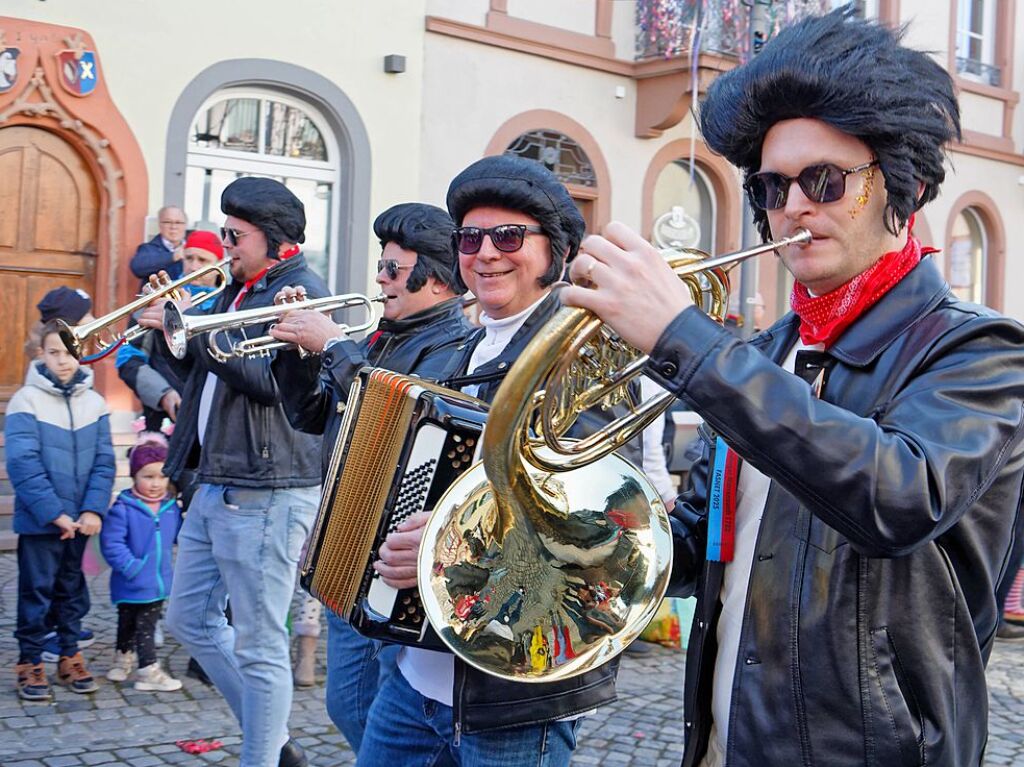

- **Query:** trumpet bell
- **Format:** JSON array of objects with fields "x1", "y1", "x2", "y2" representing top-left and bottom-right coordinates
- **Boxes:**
[
  {"x1": 163, "y1": 302, "x2": 189, "y2": 359},
  {"x1": 418, "y1": 446, "x2": 673, "y2": 682}
]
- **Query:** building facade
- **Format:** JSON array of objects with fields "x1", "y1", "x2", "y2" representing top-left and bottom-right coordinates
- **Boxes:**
[{"x1": 1, "y1": 0, "x2": 1021, "y2": 410}]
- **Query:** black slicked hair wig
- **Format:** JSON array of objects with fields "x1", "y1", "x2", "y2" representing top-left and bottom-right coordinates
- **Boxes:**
[
  {"x1": 446, "y1": 155, "x2": 586, "y2": 293},
  {"x1": 221, "y1": 177, "x2": 306, "y2": 260},
  {"x1": 373, "y1": 203, "x2": 462, "y2": 294},
  {"x1": 698, "y1": 7, "x2": 960, "y2": 240}
]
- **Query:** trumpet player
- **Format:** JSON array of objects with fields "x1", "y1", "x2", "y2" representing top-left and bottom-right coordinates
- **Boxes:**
[
  {"x1": 117, "y1": 230, "x2": 226, "y2": 431},
  {"x1": 268, "y1": 202, "x2": 473, "y2": 753},
  {"x1": 563, "y1": 11, "x2": 1024, "y2": 767},
  {"x1": 139, "y1": 177, "x2": 328, "y2": 767}
]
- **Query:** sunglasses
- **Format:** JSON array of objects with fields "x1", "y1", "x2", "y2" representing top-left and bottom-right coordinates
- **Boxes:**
[
  {"x1": 377, "y1": 259, "x2": 415, "y2": 280},
  {"x1": 220, "y1": 227, "x2": 258, "y2": 246},
  {"x1": 744, "y1": 160, "x2": 878, "y2": 210},
  {"x1": 453, "y1": 224, "x2": 544, "y2": 255}
]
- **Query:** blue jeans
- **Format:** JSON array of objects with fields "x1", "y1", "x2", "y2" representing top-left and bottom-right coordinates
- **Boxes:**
[
  {"x1": 325, "y1": 610, "x2": 400, "y2": 751},
  {"x1": 166, "y1": 483, "x2": 317, "y2": 767},
  {"x1": 357, "y1": 669, "x2": 582, "y2": 767}
]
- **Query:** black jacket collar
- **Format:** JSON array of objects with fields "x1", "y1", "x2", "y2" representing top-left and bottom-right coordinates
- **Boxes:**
[{"x1": 377, "y1": 297, "x2": 464, "y2": 336}]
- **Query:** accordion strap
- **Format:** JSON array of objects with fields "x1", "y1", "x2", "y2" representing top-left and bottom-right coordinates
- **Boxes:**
[{"x1": 442, "y1": 369, "x2": 508, "y2": 390}]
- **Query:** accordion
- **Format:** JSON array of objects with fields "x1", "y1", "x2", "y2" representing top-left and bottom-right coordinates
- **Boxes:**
[{"x1": 300, "y1": 368, "x2": 488, "y2": 648}]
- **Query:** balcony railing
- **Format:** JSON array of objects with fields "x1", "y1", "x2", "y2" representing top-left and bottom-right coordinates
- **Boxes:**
[
  {"x1": 955, "y1": 56, "x2": 1002, "y2": 87},
  {"x1": 635, "y1": 0, "x2": 847, "y2": 62}
]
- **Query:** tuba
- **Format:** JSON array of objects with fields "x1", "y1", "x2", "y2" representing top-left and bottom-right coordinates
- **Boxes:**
[
  {"x1": 415, "y1": 229, "x2": 811, "y2": 682},
  {"x1": 57, "y1": 262, "x2": 230, "y2": 364}
]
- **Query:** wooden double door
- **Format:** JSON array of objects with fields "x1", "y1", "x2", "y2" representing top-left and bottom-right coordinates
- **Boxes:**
[{"x1": 0, "y1": 126, "x2": 99, "y2": 404}]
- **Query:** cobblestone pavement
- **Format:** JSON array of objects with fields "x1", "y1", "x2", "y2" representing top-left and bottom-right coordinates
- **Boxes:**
[{"x1": 1, "y1": 550, "x2": 1022, "y2": 766}]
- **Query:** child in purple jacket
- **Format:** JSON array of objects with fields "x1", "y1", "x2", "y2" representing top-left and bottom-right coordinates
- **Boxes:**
[{"x1": 100, "y1": 433, "x2": 182, "y2": 691}]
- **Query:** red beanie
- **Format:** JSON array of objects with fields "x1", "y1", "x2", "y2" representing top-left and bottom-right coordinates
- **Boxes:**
[{"x1": 185, "y1": 230, "x2": 225, "y2": 260}]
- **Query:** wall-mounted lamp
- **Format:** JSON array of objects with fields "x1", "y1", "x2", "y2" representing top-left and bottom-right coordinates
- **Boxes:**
[{"x1": 384, "y1": 55, "x2": 406, "y2": 74}]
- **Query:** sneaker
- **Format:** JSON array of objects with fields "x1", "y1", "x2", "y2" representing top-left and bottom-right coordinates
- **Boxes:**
[
  {"x1": 15, "y1": 661, "x2": 52, "y2": 701},
  {"x1": 1004, "y1": 609, "x2": 1024, "y2": 627},
  {"x1": 134, "y1": 663, "x2": 182, "y2": 692},
  {"x1": 41, "y1": 629, "x2": 96, "y2": 663},
  {"x1": 56, "y1": 652, "x2": 99, "y2": 693},
  {"x1": 106, "y1": 650, "x2": 136, "y2": 682},
  {"x1": 996, "y1": 621, "x2": 1024, "y2": 641},
  {"x1": 153, "y1": 620, "x2": 165, "y2": 649}
]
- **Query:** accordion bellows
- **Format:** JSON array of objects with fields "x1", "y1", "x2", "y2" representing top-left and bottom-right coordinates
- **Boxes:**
[{"x1": 301, "y1": 368, "x2": 487, "y2": 647}]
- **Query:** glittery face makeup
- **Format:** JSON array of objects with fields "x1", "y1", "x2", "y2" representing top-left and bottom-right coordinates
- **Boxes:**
[{"x1": 849, "y1": 165, "x2": 876, "y2": 220}]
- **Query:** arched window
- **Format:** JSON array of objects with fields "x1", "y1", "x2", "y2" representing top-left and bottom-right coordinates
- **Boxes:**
[
  {"x1": 650, "y1": 159, "x2": 716, "y2": 255},
  {"x1": 948, "y1": 207, "x2": 988, "y2": 304},
  {"x1": 184, "y1": 88, "x2": 340, "y2": 282},
  {"x1": 504, "y1": 129, "x2": 598, "y2": 231}
]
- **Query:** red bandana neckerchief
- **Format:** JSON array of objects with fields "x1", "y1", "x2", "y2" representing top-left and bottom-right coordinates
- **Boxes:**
[
  {"x1": 233, "y1": 245, "x2": 301, "y2": 309},
  {"x1": 790, "y1": 217, "x2": 937, "y2": 348}
]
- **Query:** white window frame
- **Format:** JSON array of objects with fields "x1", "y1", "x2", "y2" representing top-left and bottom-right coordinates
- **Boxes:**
[
  {"x1": 185, "y1": 87, "x2": 342, "y2": 286},
  {"x1": 957, "y1": 0, "x2": 998, "y2": 80}
]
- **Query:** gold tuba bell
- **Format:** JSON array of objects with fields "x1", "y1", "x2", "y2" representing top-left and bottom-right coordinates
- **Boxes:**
[{"x1": 415, "y1": 229, "x2": 811, "y2": 682}]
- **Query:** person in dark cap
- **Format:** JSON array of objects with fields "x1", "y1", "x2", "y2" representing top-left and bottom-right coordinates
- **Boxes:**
[
  {"x1": 354, "y1": 155, "x2": 639, "y2": 767},
  {"x1": 139, "y1": 177, "x2": 328, "y2": 767},
  {"x1": 561, "y1": 9, "x2": 1024, "y2": 766},
  {"x1": 24, "y1": 287, "x2": 95, "y2": 362},
  {"x1": 267, "y1": 201, "x2": 473, "y2": 753},
  {"x1": 37, "y1": 287, "x2": 93, "y2": 325}
]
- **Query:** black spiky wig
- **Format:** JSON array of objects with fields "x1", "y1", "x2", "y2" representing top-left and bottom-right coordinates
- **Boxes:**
[
  {"x1": 698, "y1": 8, "x2": 961, "y2": 240},
  {"x1": 373, "y1": 203, "x2": 461, "y2": 294}
]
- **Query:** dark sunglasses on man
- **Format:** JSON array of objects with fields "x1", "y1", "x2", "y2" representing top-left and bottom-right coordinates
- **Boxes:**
[
  {"x1": 452, "y1": 224, "x2": 545, "y2": 255},
  {"x1": 744, "y1": 160, "x2": 878, "y2": 211},
  {"x1": 220, "y1": 226, "x2": 257, "y2": 246},
  {"x1": 377, "y1": 259, "x2": 415, "y2": 280}
]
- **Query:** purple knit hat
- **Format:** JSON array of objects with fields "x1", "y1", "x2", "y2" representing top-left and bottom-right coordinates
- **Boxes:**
[{"x1": 129, "y1": 433, "x2": 168, "y2": 476}]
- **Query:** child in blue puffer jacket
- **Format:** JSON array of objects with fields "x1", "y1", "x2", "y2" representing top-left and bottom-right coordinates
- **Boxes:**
[
  {"x1": 6, "y1": 321, "x2": 115, "y2": 701},
  {"x1": 100, "y1": 433, "x2": 182, "y2": 692}
]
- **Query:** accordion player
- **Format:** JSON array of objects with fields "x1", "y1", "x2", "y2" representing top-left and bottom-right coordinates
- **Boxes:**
[{"x1": 300, "y1": 367, "x2": 487, "y2": 648}]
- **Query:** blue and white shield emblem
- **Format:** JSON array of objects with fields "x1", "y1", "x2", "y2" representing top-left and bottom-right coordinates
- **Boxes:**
[{"x1": 57, "y1": 49, "x2": 98, "y2": 96}]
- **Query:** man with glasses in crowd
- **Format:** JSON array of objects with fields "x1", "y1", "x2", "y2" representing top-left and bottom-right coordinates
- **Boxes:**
[
  {"x1": 562, "y1": 10, "x2": 1024, "y2": 766},
  {"x1": 267, "y1": 202, "x2": 473, "y2": 754},
  {"x1": 130, "y1": 205, "x2": 188, "y2": 283},
  {"x1": 143, "y1": 177, "x2": 328, "y2": 767}
]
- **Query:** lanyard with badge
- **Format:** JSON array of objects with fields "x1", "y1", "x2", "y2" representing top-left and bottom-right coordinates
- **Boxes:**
[{"x1": 704, "y1": 349, "x2": 834, "y2": 563}]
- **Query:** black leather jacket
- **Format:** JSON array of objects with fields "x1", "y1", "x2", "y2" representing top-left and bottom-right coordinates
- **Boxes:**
[
  {"x1": 644, "y1": 258, "x2": 1024, "y2": 767},
  {"x1": 431, "y1": 290, "x2": 643, "y2": 736},
  {"x1": 271, "y1": 297, "x2": 474, "y2": 475},
  {"x1": 164, "y1": 255, "x2": 329, "y2": 488}
]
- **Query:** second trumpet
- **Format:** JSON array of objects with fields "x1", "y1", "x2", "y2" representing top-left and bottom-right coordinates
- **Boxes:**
[{"x1": 164, "y1": 292, "x2": 385, "y2": 362}]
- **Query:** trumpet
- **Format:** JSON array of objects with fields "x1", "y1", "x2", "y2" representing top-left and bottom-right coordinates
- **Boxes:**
[
  {"x1": 164, "y1": 292, "x2": 386, "y2": 362},
  {"x1": 57, "y1": 262, "x2": 231, "y2": 364}
]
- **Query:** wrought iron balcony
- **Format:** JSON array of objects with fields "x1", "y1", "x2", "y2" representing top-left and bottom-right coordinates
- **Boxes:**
[{"x1": 955, "y1": 56, "x2": 1002, "y2": 87}]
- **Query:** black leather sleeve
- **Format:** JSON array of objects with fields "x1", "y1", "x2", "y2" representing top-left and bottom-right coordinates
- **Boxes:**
[{"x1": 646, "y1": 305, "x2": 1024, "y2": 559}]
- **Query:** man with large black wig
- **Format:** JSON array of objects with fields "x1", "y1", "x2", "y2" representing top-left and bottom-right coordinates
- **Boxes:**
[
  {"x1": 156, "y1": 177, "x2": 329, "y2": 767},
  {"x1": 563, "y1": 9, "x2": 1024, "y2": 767},
  {"x1": 350, "y1": 155, "x2": 641, "y2": 767},
  {"x1": 267, "y1": 202, "x2": 474, "y2": 753}
]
